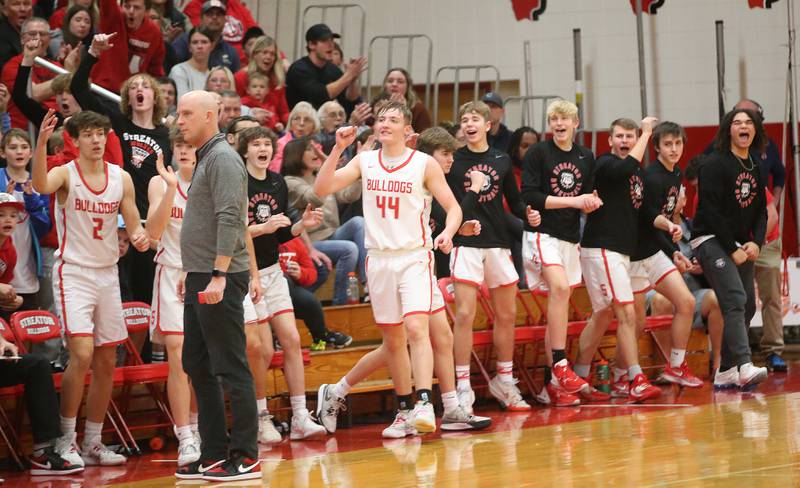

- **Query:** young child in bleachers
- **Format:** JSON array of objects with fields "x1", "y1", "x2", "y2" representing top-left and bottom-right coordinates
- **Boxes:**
[
  {"x1": 241, "y1": 72, "x2": 284, "y2": 133},
  {"x1": 0, "y1": 193, "x2": 24, "y2": 315},
  {"x1": 0, "y1": 129, "x2": 51, "y2": 311}
]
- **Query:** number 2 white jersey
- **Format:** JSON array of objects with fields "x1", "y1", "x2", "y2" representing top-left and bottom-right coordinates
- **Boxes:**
[
  {"x1": 359, "y1": 148, "x2": 432, "y2": 252},
  {"x1": 55, "y1": 161, "x2": 124, "y2": 268},
  {"x1": 154, "y1": 178, "x2": 189, "y2": 269}
]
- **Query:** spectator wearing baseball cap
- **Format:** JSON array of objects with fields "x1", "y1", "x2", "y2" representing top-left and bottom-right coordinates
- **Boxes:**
[
  {"x1": 172, "y1": 0, "x2": 242, "y2": 73},
  {"x1": 483, "y1": 92, "x2": 513, "y2": 153},
  {"x1": 181, "y1": 0, "x2": 259, "y2": 65},
  {"x1": 285, "y1": 23, "x2": 365, "y2": 116}
]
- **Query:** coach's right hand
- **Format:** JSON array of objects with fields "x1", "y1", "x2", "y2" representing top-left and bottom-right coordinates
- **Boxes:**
[{"x1": 202, "y1": 276, "x2": 225, "y2": 305}]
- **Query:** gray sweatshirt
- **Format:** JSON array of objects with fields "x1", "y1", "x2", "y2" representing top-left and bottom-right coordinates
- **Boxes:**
[{"x1": 181, "y1": 133, "x2": 249, "y2": 273}]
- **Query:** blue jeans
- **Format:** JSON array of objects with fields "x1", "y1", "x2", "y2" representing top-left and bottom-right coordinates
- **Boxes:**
[{"x1": 314, "y1": 216, "x2": 367, "y2": 305}]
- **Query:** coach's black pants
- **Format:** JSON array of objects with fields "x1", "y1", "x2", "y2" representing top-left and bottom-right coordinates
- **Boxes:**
[
  {"x1": 183, "y1": 271, "x2": 257, "y2": 460},
  {"x1": 695, "y1": 238, "x2": 756, "y2": 370},
  {"x1": 0, "y1": 354, "x2": 61, "y2": 444}
]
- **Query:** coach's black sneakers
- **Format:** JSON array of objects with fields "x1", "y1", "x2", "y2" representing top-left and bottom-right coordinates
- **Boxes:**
[
  {"x1": 30, "y1": 446, "x2": 84, "y2": 476},
  {"x1": 175, "y1": 458, "x2": 225, "y2": 480},
  {"x1": 200, "y1": 455, "x2": 261, "y2": 481}
]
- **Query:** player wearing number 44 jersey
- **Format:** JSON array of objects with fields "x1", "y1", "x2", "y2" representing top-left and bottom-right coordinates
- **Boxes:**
[
  {"x1": 315, "y1": 101, "x2": 464, "y2": 438},
  {"x1": 33, "y1": 110, "x2": 150, "y2": 468},
  {"x1": 447, "y1": 101, "x2": 542, "y2": 414},
  {"x1": 316, "y1": 127, "x2": 492, "y2": 437}
]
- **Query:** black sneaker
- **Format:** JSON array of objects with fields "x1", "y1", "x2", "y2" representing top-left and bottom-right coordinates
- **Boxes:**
[
  {"x1": 200, "y1": 455, "x2": 261, "y2": 481},
  {"x1": 175, "y1": 458, "x2": 225, "y2": 480},
  {"x1": 30, "y1": 446, "x2": 84, "y2": 476},
  {"x1": 325, "y1": 331, "x2": 353, "y2": 349}
]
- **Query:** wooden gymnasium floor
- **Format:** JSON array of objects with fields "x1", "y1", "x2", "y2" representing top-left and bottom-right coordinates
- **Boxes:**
[{"x1": 2, "y1": 360, "x2": 799, "y2": 487}]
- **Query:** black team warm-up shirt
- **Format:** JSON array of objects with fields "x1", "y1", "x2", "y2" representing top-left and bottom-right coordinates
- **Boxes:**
[
  {"x1": 692, "y1": 151, "x2": 767, "y2": 254},
  {"x1": 447, "y1": 146, "x2": 526, "y2": 249},
  {"x1": 631, "y1": 159, "x2": 682, "y2": 262},
  {"x1": 71, "y1": 50, "x2": 171, "y2": 218},
  {"x1": 581, "y1": 153, "x2": 644, "y2": 256},
  {"x1": 430, "y1": 188, "x2": 479, "y2": 277},
  {"x1": 247, "y1": 170, "x2": 299, "y2": 268},
  {"x1": 520, "y1": 140, "x2": 595, "y2": 243}
]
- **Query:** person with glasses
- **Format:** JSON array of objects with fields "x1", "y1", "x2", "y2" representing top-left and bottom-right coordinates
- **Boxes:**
[{"x1": 1, "y1": 17, "x2": 70, "y2": 130}]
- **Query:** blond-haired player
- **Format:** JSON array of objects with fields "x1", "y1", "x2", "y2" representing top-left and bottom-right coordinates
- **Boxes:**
[{"x1": 520, "y1": 99, "x2": 606, "y2": 406}]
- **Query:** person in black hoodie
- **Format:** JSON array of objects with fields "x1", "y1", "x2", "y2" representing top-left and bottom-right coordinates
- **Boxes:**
[{"x1": 691, "y1": 108, "x2": 769, "y2": 390}]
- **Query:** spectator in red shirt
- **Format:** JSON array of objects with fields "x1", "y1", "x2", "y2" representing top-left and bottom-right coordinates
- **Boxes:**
[
  {"x1": 121, "y1": 0, "x2": 166, "y2": 76},
  {"x1": 91, "y1": 0, "x2": 165, "y2": 92},
  {"x1": 0, "y1": 193, "x2": 22, "y2": 310},
  {"x1": 1, "y1": 17, "x2": 65, "y2": 129},
  {"x1": 240, "y1": 72, "x2": 282, "y2": 132},
  {"x1": 234, "y1": 36, "x2": 289, "y2": 126},
  {"x1": 182, "y1": 0, "x2": 257, "y2": 65},
  {"x1": 278, "y1": 237, "x2": 351, "y2": 350}
]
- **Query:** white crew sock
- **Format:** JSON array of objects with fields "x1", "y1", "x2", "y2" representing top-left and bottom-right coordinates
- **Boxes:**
[{"x1": 670, "y1": 349, "x2": 686, "y2": 368}]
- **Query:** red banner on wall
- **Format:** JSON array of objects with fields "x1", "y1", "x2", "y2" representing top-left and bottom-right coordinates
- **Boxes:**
[
  {"x1": 748, "y1": 0, "x2": 780, "y2": 8},
  {"x1": 629, "y1": 0, "x2": 666, "y2": 14},
  {"x1": 511, "y1": 0, "x2": 547, "y2": 21}
]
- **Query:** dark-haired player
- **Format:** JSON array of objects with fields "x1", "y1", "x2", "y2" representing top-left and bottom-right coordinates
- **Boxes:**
[
  {"x1": 33, "y1": 110, "x2": 149, "y2": 466},
  {"x1": 630, "y1": 121, "x2": 702, "y2": 388},
  {"x1": 236, "y1": 125, "x2": 327, "y2": 441}
]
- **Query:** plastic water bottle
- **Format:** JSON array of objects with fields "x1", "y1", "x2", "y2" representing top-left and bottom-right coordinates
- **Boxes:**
[
  {"x1": 595, "y1": 360, "x2": 611, "y2": 393},
  {"x1": 346, "y1": 272, "x2": 360, "y2": 304}
]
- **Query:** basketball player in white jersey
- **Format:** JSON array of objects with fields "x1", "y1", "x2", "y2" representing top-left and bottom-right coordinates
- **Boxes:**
[
  {"x1": 33, "y1": 109, "x2": 149, "y2": 466},
  {"x1": 316, "y1": 127, "x2": 492, "y2": 436},
  {"x1": 314, "y1": 101, "x2": 463, "y2": 437},
  {"x1": 145, "y1": 127, "x2": 199, "y2": 466}
]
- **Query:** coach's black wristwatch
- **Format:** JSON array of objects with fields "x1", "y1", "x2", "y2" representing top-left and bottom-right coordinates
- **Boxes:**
[{"x1": 211, "y1": 268, "x2": 227, "y2": 278}]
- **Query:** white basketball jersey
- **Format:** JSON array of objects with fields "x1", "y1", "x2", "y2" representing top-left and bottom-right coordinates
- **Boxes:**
[
  {"x1": 55, "y1": 161, "x2": 124, "y2": 268},
  {"x1": 154, "y1": 177, "x2": 189, "y2": 268},
  {"x1": 360, "y1": 148, "x2": 432, "y2": 251}
]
